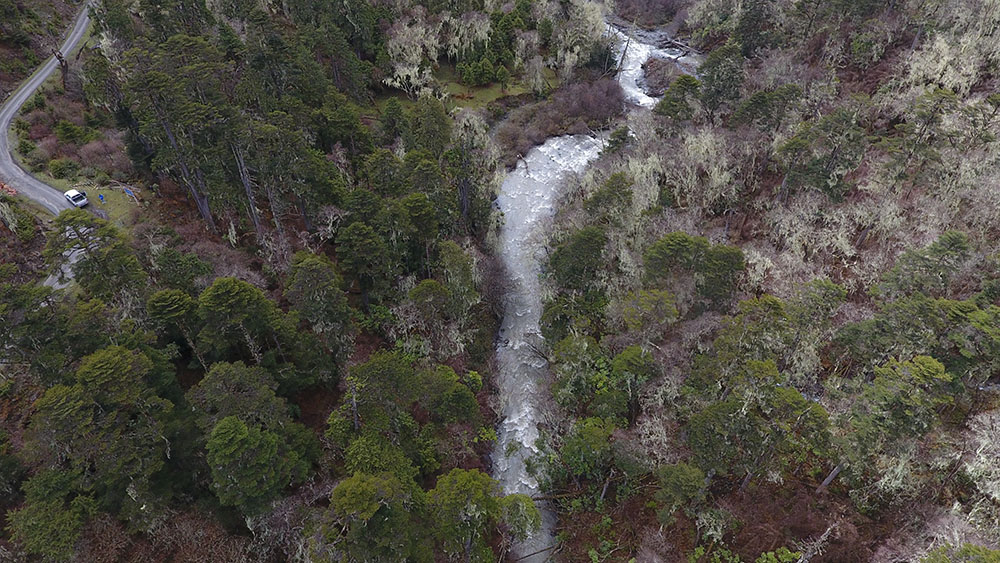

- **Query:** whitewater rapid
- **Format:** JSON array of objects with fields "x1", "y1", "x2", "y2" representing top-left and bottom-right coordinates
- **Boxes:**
[
  {"x1": 491, "y1": 20, "x2": 698, "y2": 561},
  {"x1": 608, "y1": 22, "x2": 703, "y2": 108},
  {"x1": 492, "y1": 135, "x2": 605, "y2": 559}
]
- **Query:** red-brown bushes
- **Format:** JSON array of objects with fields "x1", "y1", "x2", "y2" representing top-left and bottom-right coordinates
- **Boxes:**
[
  {"x1": 27, "y1": 122, "x2": 52, "y2": 141},
  {"x1": 496, "y1": 78, "x2": 625, "y2": 164},
  {"x1": 78, "y1": 134, "x2": 133, "y2": 175},
  {"x1": 34, "y1": 136, "x2": 59, "y2": 158},
  {"x1": 615, "y1": 0, "x2": 690, "y2": 27},
  {"x1": 46, "y1": 98, "x2": 86, "y2": 126}
]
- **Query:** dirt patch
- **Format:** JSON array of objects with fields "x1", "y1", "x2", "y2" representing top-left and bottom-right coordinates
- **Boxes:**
[
  {"x1": 293, "y1": 385, "x2": 342, "y2": 431},
  {"x1": 615, "y1": 0, "x2": 690, "y2": 28},
  {"x1": 723, "y1": 481, "x2": 879, "y2": 562}
]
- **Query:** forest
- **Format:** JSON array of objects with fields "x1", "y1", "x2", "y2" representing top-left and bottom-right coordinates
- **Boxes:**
[{"x1": 3, "y1": 0, "x2": 1000, "y2": 561}]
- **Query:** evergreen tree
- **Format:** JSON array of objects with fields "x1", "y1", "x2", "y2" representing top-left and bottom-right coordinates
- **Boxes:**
[{"x1": 205, "y1": 416, "x2": 308, "y2": 514}]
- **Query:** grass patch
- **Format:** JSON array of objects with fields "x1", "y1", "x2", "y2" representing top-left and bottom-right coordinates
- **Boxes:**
[
  {"x1": 85, "y1": 185, "x2": 142, "y2": 226},
  {"x1": 371, "y1": 63, "x2": 560, "y2": 115},
  {"x1": 435, "y1": 63, "x2": 530, "y2": 109}
]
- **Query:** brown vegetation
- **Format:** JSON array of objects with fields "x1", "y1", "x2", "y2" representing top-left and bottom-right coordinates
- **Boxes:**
[
  {"x1": 614, "y1": 0, "x2": 690, "y2": 28},
  {"x1": 496, "y1": 79, "x2": 625, "y2": 165}
]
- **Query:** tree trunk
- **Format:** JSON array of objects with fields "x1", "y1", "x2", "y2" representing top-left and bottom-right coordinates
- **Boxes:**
[
  {"x1": 350, "y1": 385, "x2": 360, "y2": 431},
  {"x1": 232, "y1": 143, "x2": 263, "y2": 241},
  {"x1": 180, "y1": 325, "x2": 208, "y2": 371},
  {"x1": 815, "y1": 463, "x2": 843, "y2": 494},
  {"x1": 298, "y1": 195, "x2": 314, "y2": 232},
  {"x1": 53, "y1": 50, "x2": 69, "y2": 91},
  {"x1": 153, "y1": 105, "x2": 216, "y2": 230},
  {"x1": 239, "y1": 322, "x2": 263, "y2": 364}
]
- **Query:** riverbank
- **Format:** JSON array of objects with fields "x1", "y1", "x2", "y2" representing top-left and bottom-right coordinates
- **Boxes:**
[{"x1": 489, "y1": 18, "x2": 686, "y2": 559}]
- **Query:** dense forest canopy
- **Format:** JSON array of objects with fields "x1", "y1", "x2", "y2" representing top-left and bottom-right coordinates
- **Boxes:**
[{"x1": 3, "y1": 0, "x2": 1000, "y2": 561}]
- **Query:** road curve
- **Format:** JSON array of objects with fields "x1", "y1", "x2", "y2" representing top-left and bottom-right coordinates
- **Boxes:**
[{"x1": 0, "y1": 3, "x2": 92, "y2": 215}]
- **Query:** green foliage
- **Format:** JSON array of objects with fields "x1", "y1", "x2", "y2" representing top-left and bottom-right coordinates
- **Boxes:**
[
  {"x1": 54, "y1": 119, "x2": 99, "y2": 145},
  {"x1": 48, "y1": 157, "x2": 80, "y2": 178},
  {"x1": 733, "y1": 0, "x2": 773, "y2": 57},
  {"x1": 426, "y1": 468, "x2": 539, "y2": 561},
  {"x1": 605, "y1": 126, "x2": 630, "y2": 153},
  {"x1": 687, "y1": 545, "x2": 799, "y2": 563},
  {"x1": 609, "y1": 345, "x2": 658, "y2": 422},
  {"x1": 186, "y1": 362, "x2": 292, "y2": 433},
  {"x1": 379, "y1": 97, "x2": 409, "y2": 144},
  {"x1": 285, "y1": 250, "x2": 354, "y2": 361},
  {"x1": 0, "y1": 195, "x2": 37, "y2": 242},
  {"x1": 730, "y1": 84, "x2": 801, "y2": 130},
  {"x1": 148, "y1": 288, "x2": 197, "y2": 325},
  {"x1": 854, "y1": 355, "x2": 954, "y2": 443},
  {"x1": 877, "y1": 87, "x2": 958, "y2": 186},
  {"x1": 150, "y1": 247, "x2": 211, "y2": 294},
  {"x1": 345, "y1": 433, "x2": 421, "y2": 483},
  {"x1": 584, "y1": 173, "x2": 633, "y2": 226},
  {"x1": 434, "y1": 240, "x2": 479, "y2": 318},
  {"x1": 407, "y1": 280, "x2": 452, "y2": 326},
  {"x1": 407, "y1": 96, "x2": 452, "y2": 158},
  {"x1": 686, "y1": 360, "x2": 830, "y2": 482},
  {"x1": 758, "y1": 549, "x2": 802, "y2": 563},
  {"x1": 551, "y1": 334, "x2": 610, "y2": 415},
  {"x1": 495, "y1": 64, "x2": 511, "y2": 90},
  {"x1": 654, "y1": 462, "x2": 706, "y2": 524},
  {"x1": 0, "y1": 430, "x2": 24, "y2": 496},
  {"x1": 876, "y1": 230, "x2": 970, "y2": 300},
  {"x1": 6, "y1": 470, "x2": 97, "y2": 561},
  {"x1": 550, "y1": 226, "x2": 607, "y2": 290},
  {"x1": 206, "y1": 415, "x2": 308, "y2": 514},
  {"x1": 541, "y1": 289, "x2": 609, "y2": 342},
  {"x1": 645, "y1": 231, "x2": 711, "y2": 275},
  {"x1": 655, "y1": 75, "x2": 702, "y2": 122},
  {"x1": 24, "y1": 347, "x2": 173, "y2": 521},
  {"x1": 777, "y1": 105, "x2": 868, "y2": 199},
  {"x1": 560, "y1": 417, "x2": 617, "y2": 482},
  {"x1": 698, "y1": 43, "x2": 745, "y2": 116},
  {"x1": 46, "y1": 209, "x2": 147, "y2": 300},
  {"x1": 644, "y1": 231, "x2": 744, "y2": 306},
  {"x1": 336, "y1": 222, "x2": 392, "y2": 303},
  {"x1": 922, "y1": 544, "x2": 1000, "y2": 563},
  {"x1": 325, "y1": 471, "x2": 428, "y2": 560},
  {"x1": 619, "y1": 288, "x2": 678, "y2": 337}
]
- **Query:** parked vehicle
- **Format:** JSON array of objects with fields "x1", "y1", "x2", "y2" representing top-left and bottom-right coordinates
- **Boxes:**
[{"x1": 64, "y1": 189, "x2": 89, "y2": 208}]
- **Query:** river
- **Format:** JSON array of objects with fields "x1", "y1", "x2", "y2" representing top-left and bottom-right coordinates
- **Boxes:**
[{"x1": 490, "y1": 19, "x2": 698, "y2": 562}]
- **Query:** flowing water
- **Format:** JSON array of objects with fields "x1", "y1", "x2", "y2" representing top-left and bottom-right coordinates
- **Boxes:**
[
  {"x1": 491, "y1": 20, "x2": 696, "y2": 561},
  {"x1": 492, "y1": 134, "x2": 606, "y2": 560},
  {"x1": 607, "y1": 23, "x2": 699, "y2": 108}
]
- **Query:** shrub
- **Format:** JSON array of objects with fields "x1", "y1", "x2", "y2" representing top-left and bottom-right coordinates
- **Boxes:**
[
  {"x1": 584, "y1": 173, "x2": 633, "y2": 226},
  {"x1": 496, "y1": 79, "x2": 625, "y2": 162},
  {"x1": 54, "y1": 120, "x2": 98, "y2": 145},
  {"x1": 16, "y1": 138, "x2": 36, "y2": 155},
  {"x1": 644, "y1": 231, "x2": 744, "y2": 307},
  {"x1": 615, "y1": 0, "x2": 688, "y2": 26},
  {"x1": 48, "y1": 158, "x2": 79, "y2": 179},
  {"x1": 549, "y1": 226, "x2": 607, "y2": 290},
  {"x1": 0, "y1": 196, "x2": 36, "y2": 242}
]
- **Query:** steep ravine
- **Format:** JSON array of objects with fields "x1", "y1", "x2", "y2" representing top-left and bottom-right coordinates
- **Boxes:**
[{"x1": 490, "y1": 20, "x2": 698, "y2": 561}]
